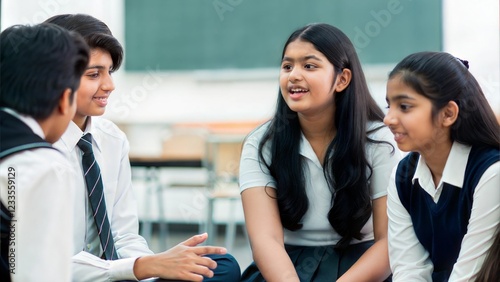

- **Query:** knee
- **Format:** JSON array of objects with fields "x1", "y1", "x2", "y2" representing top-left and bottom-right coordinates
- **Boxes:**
[{"x1": 205, "y1": 253, "x2": 241, "y2": 282}]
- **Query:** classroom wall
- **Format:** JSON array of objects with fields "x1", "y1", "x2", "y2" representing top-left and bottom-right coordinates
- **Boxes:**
[{"x1": 2, "y1": 0, "x2": 499, "y2": 156}]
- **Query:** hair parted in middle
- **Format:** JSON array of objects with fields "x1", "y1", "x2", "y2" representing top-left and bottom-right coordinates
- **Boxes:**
[{"x1": 258, "y1": 23, "x2": 393, "y2": 249}]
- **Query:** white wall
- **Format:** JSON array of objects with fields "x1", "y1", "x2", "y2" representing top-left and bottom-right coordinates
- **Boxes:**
[
  {"x1": 443, "y1": 0, "x2": 500, "y2": 114},
  {"x1": 2, "y1": 0, "x2": 499, "y2": 155}
]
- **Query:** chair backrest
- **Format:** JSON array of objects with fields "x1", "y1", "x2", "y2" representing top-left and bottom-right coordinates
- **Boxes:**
[
  {"x1": 161, "y1": 127, "x2": 208, "y2": 161},
  {"x1": 204, "y1": 134, "x2": 244, "y2": 185}
]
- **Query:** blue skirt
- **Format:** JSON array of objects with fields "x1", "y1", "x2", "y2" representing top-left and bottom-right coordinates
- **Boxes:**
[{"x1": 241, "y1": 240, "x2": 391, "y2": 281}]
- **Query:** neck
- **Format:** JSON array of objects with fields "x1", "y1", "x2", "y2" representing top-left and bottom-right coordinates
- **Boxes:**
[
  {"x1": 420, "y1": 139, "x2": 453, "y2": 187},
  {"x1": 298, "y1": 112, "x2": 336, "y2": 165},
  {"x1": 36, "y1": 116, "x2": 55, "y2": 143},
  {"x1": 74, "y1": 115, "x2": 89, "y2": 131},
  {"x1": 298, "y1": 106, "x2": 336, "y2": 140}
]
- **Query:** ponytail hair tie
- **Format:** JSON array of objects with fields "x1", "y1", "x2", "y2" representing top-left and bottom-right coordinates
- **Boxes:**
[{"x1": 456, "y1": 57, "x2": 469, "y2": 69}]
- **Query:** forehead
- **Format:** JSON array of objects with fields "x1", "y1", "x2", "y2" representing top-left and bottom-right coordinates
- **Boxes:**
[
  {"x1": 387, "y1": 76, "x2": 417, "y2": 96},
  {"x1": 88, "y1": 48, "x2": 113, "y2": 66},
  {"x1": 283, "y1": 40, "x2": 324, "y2": 58}
]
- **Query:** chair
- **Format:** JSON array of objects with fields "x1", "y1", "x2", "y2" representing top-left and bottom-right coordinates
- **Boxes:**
[
  {"x1": 202, "y1": 133, "x2": 245, "y2": 251},
  {"x1": 133, "y1": 127, "x2": 207, "y2": 250}
]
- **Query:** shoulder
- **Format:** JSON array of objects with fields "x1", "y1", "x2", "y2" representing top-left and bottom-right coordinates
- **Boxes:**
[
  {"x1": 93, "y1": 117, "x2": 127, "y2": 142},
  {"x1": 366, "y1": 121, "x2": 393, "y2": 141},
  {"x1": 245, "y1": 121, "x2": 271, "y2": 146},
  {"x1": 365, "y1": 121, "x2": 398, "y2": 155},
  {"x1": 2, "y1": 147, "x2": 75, "y2": 178}
]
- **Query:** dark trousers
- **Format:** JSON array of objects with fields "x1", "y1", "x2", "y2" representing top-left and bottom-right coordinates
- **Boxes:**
[{"x1": 151, "y1": 253, "x2": 241, "y2": 282}]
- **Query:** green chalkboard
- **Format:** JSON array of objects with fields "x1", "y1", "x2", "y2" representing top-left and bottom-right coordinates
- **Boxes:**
[{"x1": 125, "y1": 0, "x2": 442, "y2": 71}]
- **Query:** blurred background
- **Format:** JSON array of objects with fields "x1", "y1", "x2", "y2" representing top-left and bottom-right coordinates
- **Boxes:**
[{"x1": 2, "y1": 0, "x2": 499, "y2": 270}]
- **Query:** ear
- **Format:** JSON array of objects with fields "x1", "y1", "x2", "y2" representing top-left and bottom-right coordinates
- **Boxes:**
[
  {"x1": 58, "y1": 88, "x2": 73, "y2": 115},
  {"x1": 441, "y1": 100, "x2": 459, "y2": 127},
  {"x1": 334, "y1": 68, "x2": 352, "y2": 93}
]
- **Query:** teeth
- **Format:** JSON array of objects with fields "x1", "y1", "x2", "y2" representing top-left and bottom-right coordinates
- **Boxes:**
[{"x1": 291, "y1": 88, "x2": 307, "y2": 93}]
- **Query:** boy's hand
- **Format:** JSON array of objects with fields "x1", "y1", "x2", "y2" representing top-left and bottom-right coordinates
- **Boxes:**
[{"x1": 133, "y1": 233, "x2": 227, "y2": 281}]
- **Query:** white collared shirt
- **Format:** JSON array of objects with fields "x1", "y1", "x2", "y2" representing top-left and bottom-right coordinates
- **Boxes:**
[
  {"x1": 0, "y1": 108, "x2": 76, "y2": 282},
  {"x1": 54, "y1": 117, "x2": 153, "y2": 281},
  {"x1": 240, "y1": 121, "x2": 401, "y2": 246},
  {"x1": 388, "y1": 141, "x2": 500, "y2": 281}
]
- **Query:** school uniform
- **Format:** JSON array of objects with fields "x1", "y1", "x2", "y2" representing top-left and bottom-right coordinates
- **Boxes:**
[
  {"x1": 54, "y1": 116, "x2": 240, "y2": 281},
  {"x1": 239, "y1": 121, "x2": 401, "y2": 281},
  {"x1": 0, "y1": 108, "x2": 77, "y2": 282},
  {"x1": 388, "y1": 142, "x2": 500, "y2": 281}
]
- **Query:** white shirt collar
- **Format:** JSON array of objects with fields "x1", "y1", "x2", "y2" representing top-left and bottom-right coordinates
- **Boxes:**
[
  {"x1": 413, "y1": 141, "x2": 471, "y2": 189},
  {"x1": 299, "y1": 132, "x2": 323, "y2": 168},
  {"x1": 1, "y1": 107, "x2": 46, "y2": 139},
  {"x1": 59, "y1": 117, "x2": 102, "y2": 153}
]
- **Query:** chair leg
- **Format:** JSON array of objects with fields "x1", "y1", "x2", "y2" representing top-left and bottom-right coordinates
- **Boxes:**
[
  {"x1": 224, "y1": 199, "x2": 237, "y2": 252},
  {"x1": 205, "y1": 196, "x2": 216, "y2": 246}
]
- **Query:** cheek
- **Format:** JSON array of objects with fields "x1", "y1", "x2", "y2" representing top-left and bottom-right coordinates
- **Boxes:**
[
  {"x1": 279, "y1": 73, "x2": 288, "y2": 85},
  {"x1": 77, "y1": 82, "x2": 97, "y2": 103}
]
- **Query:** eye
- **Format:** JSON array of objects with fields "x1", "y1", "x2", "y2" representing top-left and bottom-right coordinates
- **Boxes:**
[
  {"x1": 281, "y1": 64, "x2": 292, "y2": 71},
  {"x1": 86, "y1": 72, "x2": 99, "y2": 79},
  {"x1": 400, "y1": 104, "x2": 411, "y2": 111},
  {"x1": 304, "y1": 64, "x2": 316, "y2": 69}
]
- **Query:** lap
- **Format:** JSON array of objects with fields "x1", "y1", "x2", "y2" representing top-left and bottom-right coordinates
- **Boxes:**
[
  {"x1": 204, "y1": 253, "x2": 241, "y2": 282},
  {"x1": 241, "y1": 241, "x2": 386, "y2": 282}
]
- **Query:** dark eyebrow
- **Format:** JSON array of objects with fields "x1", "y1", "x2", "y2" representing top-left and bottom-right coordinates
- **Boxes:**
[
  {"x1": 385, "y1": 94, "x2": 416, "y2": 102},
  {"x1": 282, "y1": 55, "x2": 323, "y2": 63},
  {"x1": 86, "y1": 65, "x2": 114, "y2": 70}
]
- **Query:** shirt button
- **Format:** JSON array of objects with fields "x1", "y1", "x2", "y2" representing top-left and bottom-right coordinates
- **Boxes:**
[{"x1": 87, "y1": 244, "x2": 91, "y2": 250}]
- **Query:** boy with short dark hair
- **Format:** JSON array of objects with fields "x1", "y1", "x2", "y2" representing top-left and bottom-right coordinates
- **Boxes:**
[
  {"x1": 46, "y1": 14, "x2": 241, "y2": 281},
  {"x1": 0, "y1": 23, "x2": 89, "y2": 281}
]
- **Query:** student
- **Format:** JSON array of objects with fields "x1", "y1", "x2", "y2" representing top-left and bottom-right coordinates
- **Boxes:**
[
  {"x1": 474, "y1": 225, "x2": 499, "y2": 282},
  {"x1": 385, "y1": 52, "x2": 500, "y2": 281},
  {"x1": 0, "y1": 23, "x2": 89, "y2": 281},
  {"x1": 239, "y1": 23, "x2": 400, "y2": 281},
  {"x1": 44, "y1": 14, "x2": 240, "y2": 281}
]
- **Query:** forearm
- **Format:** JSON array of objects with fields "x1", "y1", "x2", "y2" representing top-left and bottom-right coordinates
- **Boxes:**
[
  {"x1": 337, "y1": 238, "x2": 391, "y2": 282},
  {"x1": 251, "y1": 239, "x2": 300, "y2": 282}
]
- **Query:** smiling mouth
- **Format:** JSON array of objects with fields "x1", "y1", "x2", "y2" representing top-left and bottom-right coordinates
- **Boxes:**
[{"x1": 289, "y1": 88, "x2": 309, "y2": 94}]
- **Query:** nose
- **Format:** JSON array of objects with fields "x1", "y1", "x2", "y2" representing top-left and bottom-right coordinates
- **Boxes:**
[
  {"x1": 288, "y1": 66, "x2": 303, "y2": 82},
  {"x1": 383, "y1": 109, "x2": 395, "y2": 126},
  {"x1": 101, "y1": 72, "x2": 115, "y2": 92}
]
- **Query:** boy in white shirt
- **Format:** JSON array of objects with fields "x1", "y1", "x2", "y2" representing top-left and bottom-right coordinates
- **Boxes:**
[
  {"x1": 46, "y1": 14, "x2": 240, "y2": 281},
  {"x1": 0, "y1": 23, "x2": 89, "y2": 281}
]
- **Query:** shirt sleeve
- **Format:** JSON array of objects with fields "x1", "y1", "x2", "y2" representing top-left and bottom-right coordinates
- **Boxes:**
[
  {"x1": 3, "y1": 151, "x2": 76, "y2": 282},
  {"x1": 449, "y1": 162, "x2": 500, "y2": 281},
  {"x1": 387, "y1": 166, "x2": 434, "y2": 281},
  {"x1": 239, "y1": 130, "x2": 276, "y2": 191},
  {"x1": 72, "y1": 251, "x2": 139, "y2": 281},
  {"x1": 367, "y1": 126, "x2": 402, "y2": 199}
]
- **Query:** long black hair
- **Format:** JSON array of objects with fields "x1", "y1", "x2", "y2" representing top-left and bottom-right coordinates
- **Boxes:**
[
  {"x1": 258, "y1": 23, "x2": 389, "y2": 249},
  {"x1": 389, "y1": 52, "x2": 499, "y2": 149}
]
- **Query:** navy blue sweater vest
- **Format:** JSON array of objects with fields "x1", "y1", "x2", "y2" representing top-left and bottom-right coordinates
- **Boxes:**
[
  {"x1": 0, "y1": 111, "x2": 52, "y2": 158},
  {"x1": 395, "y1": 146, "x2": 499, "y2": 281}
]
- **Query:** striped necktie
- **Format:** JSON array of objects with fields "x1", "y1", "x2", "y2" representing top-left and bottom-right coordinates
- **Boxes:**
[{"x1": 77, "y1": 133, "x2": 118, "y2": 260}]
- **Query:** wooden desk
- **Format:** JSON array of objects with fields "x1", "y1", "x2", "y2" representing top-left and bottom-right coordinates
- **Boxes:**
[{"x1": 130, "y1": 157, "x2": 202, "y2": 168}]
